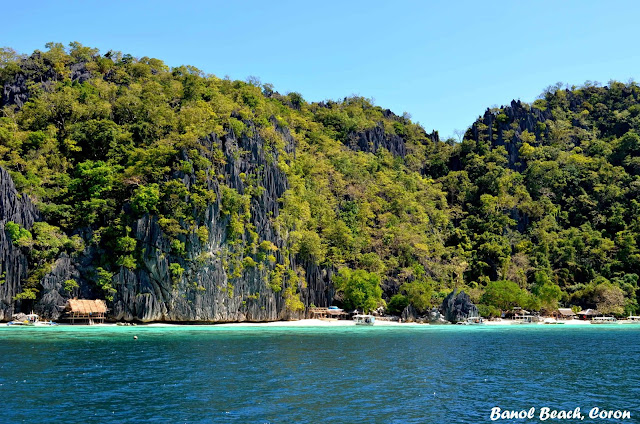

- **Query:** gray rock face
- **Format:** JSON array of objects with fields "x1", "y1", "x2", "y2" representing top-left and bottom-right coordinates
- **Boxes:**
[
  {"x1": 35, "y1": 255, "x2": 83, "y2": 319},
  {"x1": 29, "y1": 122, "x2": 334, "y2": 322},
  {"x1": 2, "y1": 72, "x2": 30, "y2": 109},
  {"x1": 427, "y1": 308, "x2": 449, "y2": 324},
  {"x1": 347, "y1": 124, "x2": 406, "y2": 157},
  {"x1": 469, "y1": 100, "x2": 552, "y2": 171},
  {"x1": 440, "y1": 289, "x2": 478, "y2": 323},
  {"x1": 1, "y1": 52, "x2": 60, "y2": 109},
  {"x1": 69, "y1": 62, "x2": 92, "y2": 84},
  {"x1": 0, "y1": 166, "x2": 39, "y2": 320},
  {"x1": 401, "y1": 304, "x2": 418, "y2": 322}
]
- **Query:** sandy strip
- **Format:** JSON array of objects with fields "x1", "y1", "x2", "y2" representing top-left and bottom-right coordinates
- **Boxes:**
[
  {"x1": 5, "y1": 318, "x2": 614, "y2": 327},
  {"x1": 196, "y1": 319, "x2": 424, "y2": 327}
]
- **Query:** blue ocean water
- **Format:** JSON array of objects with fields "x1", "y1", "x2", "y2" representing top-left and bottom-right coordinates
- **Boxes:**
[{"x1": 0, "y1": 324, "x2": 638, "y2": 424}]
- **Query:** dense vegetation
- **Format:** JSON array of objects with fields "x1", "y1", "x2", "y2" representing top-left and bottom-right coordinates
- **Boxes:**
[{"x1": 1, "y1": 43, "x2": 638, "y2": 317}]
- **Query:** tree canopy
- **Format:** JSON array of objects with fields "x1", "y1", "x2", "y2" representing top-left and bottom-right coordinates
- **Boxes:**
[{"x1": 1, "y1": 44, "x2": 639, "y2": 316}]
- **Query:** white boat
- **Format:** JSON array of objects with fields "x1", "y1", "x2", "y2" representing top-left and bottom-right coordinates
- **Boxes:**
[
  {"x1": 619, "y1": 316, "x2": 640, "y2": 324},
  {"x1": 543, "y1": 318, "x2": 565, "y2": 325},
  {"x1": 591, "y1": 316, "x2": 617, "y2": 324},
  {"x1": 513, "y1": 314, "x2": 540, "y2": 324},
  {"x1": 353, "y1": 314, "x2": 375, "y2": 326},
  {"x1": 7, "y1": 313, "x2": 58, "y2": 326},
  {"x1": 457, "y1": 316, "x2": 485, "y2": 325}
]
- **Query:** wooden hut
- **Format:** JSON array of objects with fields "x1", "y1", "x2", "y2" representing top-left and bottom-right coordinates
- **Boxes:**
[
  {"x1": 309, "y1": 307, "x2": 348, "y2": 319},
  {"x1": 577, "y1": 308, "x2": 597, "y2": 320},
  {"x1": 554, "y1": 308, "x2": 577, "y2": 320},
  {"x1": 64, "y1": 299, "x2": 108, "y2": 324}
]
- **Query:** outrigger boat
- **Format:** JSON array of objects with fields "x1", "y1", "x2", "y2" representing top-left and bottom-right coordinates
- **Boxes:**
[
  {"x1": 457, "y1": 316, "x2": 485, "y2": 325},
  {"x1": 353, "y1": 314, "x2": 375, "y2": 326},
  {"x1": 7, "y1": 313, "x2": 58, "y2": 326}
]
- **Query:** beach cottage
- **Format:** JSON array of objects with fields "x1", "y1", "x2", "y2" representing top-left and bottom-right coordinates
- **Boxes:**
[
  {"x1": 577, "y1": 309, "x2": 597, "y2": 320},
  {"x1": 554, "y1": 308, "x2": 577, "y2": 320},
  {"x1": 64, "y1": 299, "x2": 108, "y2": 325}
]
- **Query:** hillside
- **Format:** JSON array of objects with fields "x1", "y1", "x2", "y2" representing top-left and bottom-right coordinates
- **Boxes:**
[{"x1": 0, "y1": 43, "x2": 638, "y2": 321}]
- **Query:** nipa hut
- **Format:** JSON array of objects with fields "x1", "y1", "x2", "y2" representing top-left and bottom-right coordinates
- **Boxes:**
[
  {"x1": 308, "y1": 307, "x2": 348, "y2": 319},
  {"x1": 577, "y1": 308, "x2": 597, "y2": 320},
  {"x1": 64, "y1": 299, "x2": 108, "y2": 325},
  {"x1": 554, "y1": 308, "x2": 577, "y2": 320}
]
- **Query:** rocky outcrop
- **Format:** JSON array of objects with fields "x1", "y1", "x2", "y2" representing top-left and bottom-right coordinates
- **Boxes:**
[
  {"x1": 0, "y1": 118, "x2": 339, "y2": 322},
  {"x1": 28, "y1": 122, "x2": 334, "y2": 322},
  {"x1": 401, "y1": 304, "x2": 418, "y2": 322},
  {"x1": 440, "y1": 289, "x2": 478, "y2": 323},
  {"x1": 1, "y1": 53, "x2": 91, "y2": 110},
  {"x1": 105, "y1": 124, "x2": 297, "y2": 322},
  {"x1": 35, "y1": 255, "x2": 82, "y2": 319},
  {"x1": 346, "y1": 124, "x2": 406, "y2": 157},
  {"x1": 0, "y1": 167, "x2": 39, "y2": 320},
  {"x1": 469, "y1": 100, "x2": 552, "y2": 170},
  {"x1": 401, "y1": 305, "x2": 449, "y2": 324},
  {"x1": 426, "y1": 308, "x2": 449, "y2": 324}
]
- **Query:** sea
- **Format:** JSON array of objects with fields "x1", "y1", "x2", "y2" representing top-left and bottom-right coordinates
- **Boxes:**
[{"x1": 0, "y1": 324, "x2": 638, "y2": 424}]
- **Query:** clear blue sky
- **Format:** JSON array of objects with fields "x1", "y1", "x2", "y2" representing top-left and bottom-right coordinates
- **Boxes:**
[{"x1": 2, "y1": 0, "x2": 639, "y2": 138}]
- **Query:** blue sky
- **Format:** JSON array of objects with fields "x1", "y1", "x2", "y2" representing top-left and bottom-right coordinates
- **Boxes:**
[{"x1": 2, "y1": 0, "x2": 639, "y2": 138}]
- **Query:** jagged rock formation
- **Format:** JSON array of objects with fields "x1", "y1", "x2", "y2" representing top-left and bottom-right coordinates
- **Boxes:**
[
  {"x1": 2, "y1": 54, "x2": 90, "y2": 109},
  {"x1": 440, "y1": 289, "x2": 478, "y2": 323},
  {"x1": 401, "y1": 304, "x2": 418, "y2": 322},
  {"x1": 0, "y1": 167, "x2": 39, "y2": 320},
  {"x1": 468, "y1": 100, "x2": 552, "y2": 170},
  {"x1": 346, "y1": 124, "x2": 406, "y2": 157},
  {"x1": 26, "y1": 124, "x2": 335, "y2": 322},
  {"x1": 401, "y1": 305, "x2": 449, "y2": 324}
]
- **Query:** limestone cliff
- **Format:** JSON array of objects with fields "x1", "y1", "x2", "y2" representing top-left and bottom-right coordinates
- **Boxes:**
[
  {"x1": 24, "y1": 123, "x2": 334, "y2": 322},
  {"x1": 0, "y1": 167, "x2": 39, "y2": 320}
]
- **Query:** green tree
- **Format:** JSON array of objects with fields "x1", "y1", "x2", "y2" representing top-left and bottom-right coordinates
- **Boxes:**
[
  {"x1": 333, "y1": 267, "x2": 384, "y2": 313},
  {"x1": 481, "y1": 280, "x2": 527, "y2": 311},
  {"x1": 400, "y1": 279, "x2": 434, "y2": 313}
]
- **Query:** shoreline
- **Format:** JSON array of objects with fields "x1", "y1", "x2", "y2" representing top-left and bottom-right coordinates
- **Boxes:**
[{"x1": 3, "y1": 318, "x2": 637, "y2": 328}]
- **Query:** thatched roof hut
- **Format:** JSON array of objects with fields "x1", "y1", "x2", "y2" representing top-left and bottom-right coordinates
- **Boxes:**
[
  {"x1": 555, "y1": 308, "x2": 576, "y2": 319},
  {"x1": 577, "y1": 308, "x2": 597, "y2": 320},
  {"x1": 64, "y1": 299, "x2": 107, "y2": 324}
]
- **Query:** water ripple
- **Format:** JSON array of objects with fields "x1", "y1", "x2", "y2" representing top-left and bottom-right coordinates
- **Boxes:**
[{"x1": 0, "y1": 325, "x2": 638, "y2": 423}]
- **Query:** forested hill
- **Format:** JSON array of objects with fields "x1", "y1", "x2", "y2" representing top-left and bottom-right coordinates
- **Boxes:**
[{"x1": 0, "y1": 43, "x2": 638, "y2": 321}]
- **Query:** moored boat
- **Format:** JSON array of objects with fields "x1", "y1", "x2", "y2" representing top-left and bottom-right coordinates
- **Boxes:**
[
  {"x1": 591, "y1": 316, "x2": 617, "y2": 324},
  {"x1": 353, "y1": 314, "x2": 375, "y2": 325},
  {"x1": 543, "y1": 318, "x2": 565, "y2": 325},
  {"x1": 457, "y1": 316, "x2": 485, "y2": 325},
  {"x1": 7, "y1": 313, "x2": 58, "y2": 326},
  {"x1": 619, "y1": 316, "x2": 640, "y2": 324}
]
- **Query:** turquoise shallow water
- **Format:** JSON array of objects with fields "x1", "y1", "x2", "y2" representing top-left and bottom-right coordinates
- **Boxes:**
[{"x1": 0, "y1": 324, "x2": 638, "y2": 424}]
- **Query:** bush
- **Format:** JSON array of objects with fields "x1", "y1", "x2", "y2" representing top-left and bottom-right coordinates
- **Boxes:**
[
  {"x1": 131, "y1": 184, "x2": 160, "y2": 215},
  {"x1": 477, "y1": 304, "x2": 501, "y2": 318},
  {"x1": 386, "y1": 294, "x2": 409, "y2": 315},
  {"x1": 333, "y1": 267, "x2": 384, "y2": 313},
  {"x1": 401, "y1": 279, "x2": 434, "y2": 313},
  {"x1": 169, "y1": 263, "x2": 185, "y2": 284},
  {"x1": 4, "y1": 221, "x2": 32, "y2": 246},
  {"x1": 95, "y1": 267, "x2": 116, "y2": 301},
  {"x1": 171, "y1": 239, "x2": 186, "y2": 256},
  {"x1": 63, "y1": 279, "x2": 79, "y2": 292}
]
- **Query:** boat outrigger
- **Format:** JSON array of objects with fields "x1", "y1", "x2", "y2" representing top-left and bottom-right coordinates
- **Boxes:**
[
  {"x1": 353, "y1": 314, "x2": 375, "y2": 326},
  {"x1": 457, "y1": 316, "x2": 485, "y2": 325},
  {"x1": 7, "y1": 313, "x2": 58, "y2": 326}
]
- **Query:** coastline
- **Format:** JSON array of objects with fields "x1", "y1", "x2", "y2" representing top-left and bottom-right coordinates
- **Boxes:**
[{"x1": 4, "y1": 318, "x2": 635, "y2": 328}]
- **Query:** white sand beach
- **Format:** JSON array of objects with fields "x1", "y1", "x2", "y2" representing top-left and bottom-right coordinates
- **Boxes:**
[{"x1": 189, "y1": 318, "x2": 424, "y2": 327}]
